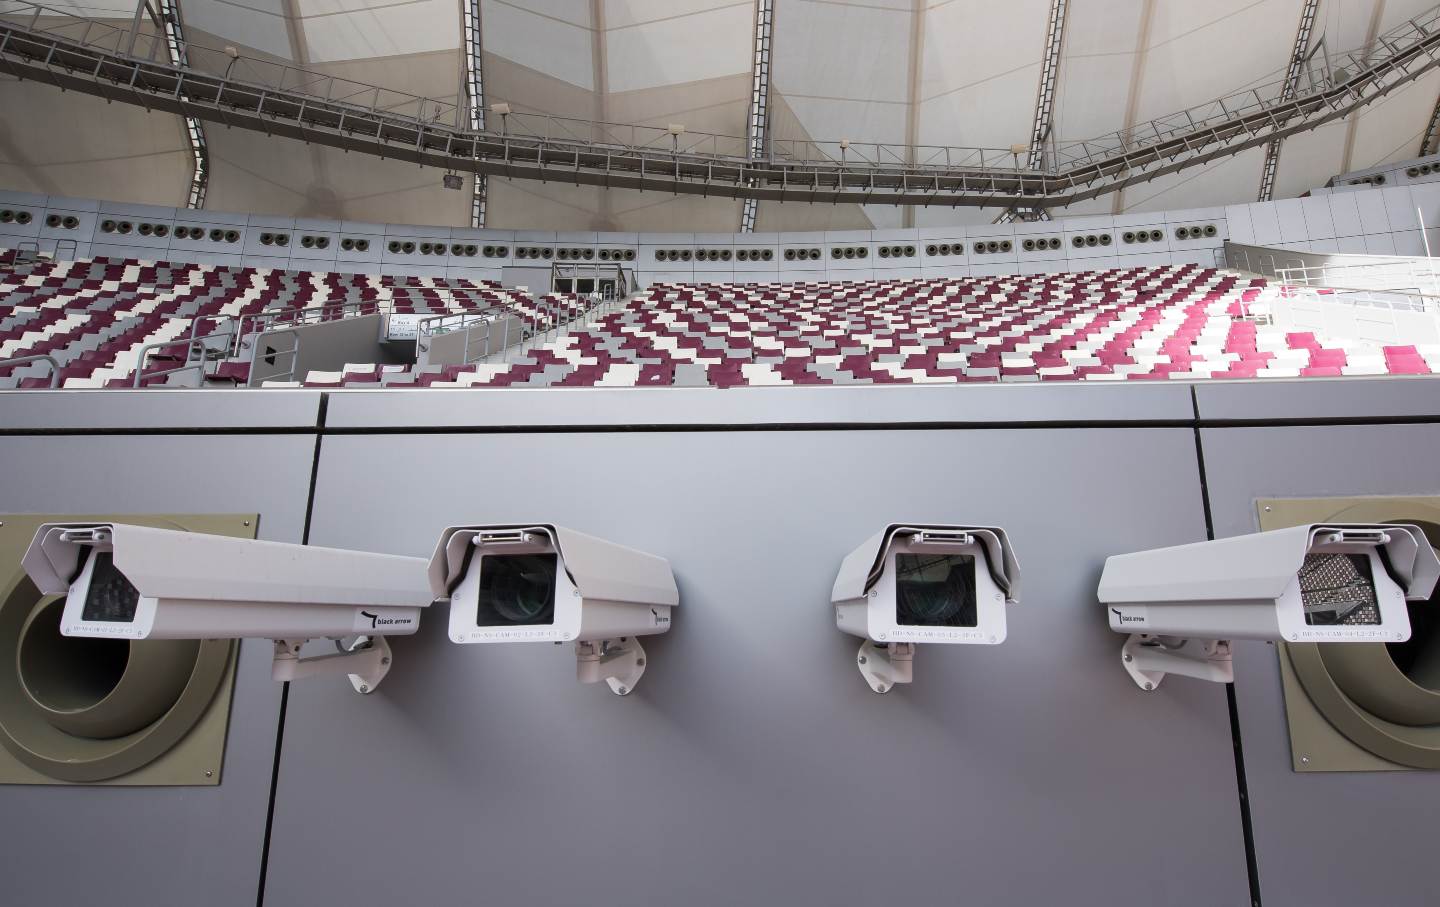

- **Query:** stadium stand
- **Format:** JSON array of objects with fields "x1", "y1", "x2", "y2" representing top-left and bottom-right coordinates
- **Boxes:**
[
  {"x1": 0, "y1": 254, "x2": 576, "y2": 388},
  {"x1": 4, "y1": 257, "x2": 1439, "y2": 390},
  {"x1": 298, "y1": 264, "x2": 1437, "y2": 388}
]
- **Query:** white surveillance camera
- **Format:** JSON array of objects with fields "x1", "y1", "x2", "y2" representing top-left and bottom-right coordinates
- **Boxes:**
[
  {"x1": 21, "y1": 523, "x2": 433, "y2": 693},
  {"x1": 428, "y1": 524, "x2": 677, "y2": 695},
  {"x1": 1098, "y1": 524, "x2": 1440, "y2": 690},
  {"x1": 832, "y1": 525, "x2": 1020, "y2": 693}
]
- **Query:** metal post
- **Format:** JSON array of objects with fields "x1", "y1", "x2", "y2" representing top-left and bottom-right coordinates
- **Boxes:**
[{"x1": 125, "y1": 0, "x2": 146, "y2": 57}]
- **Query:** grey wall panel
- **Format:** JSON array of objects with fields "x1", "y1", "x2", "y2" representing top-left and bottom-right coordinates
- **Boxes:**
[
  {"x1": 1194, "y1": 377, "x2": 1440, "y2": 422},
  {"x1": 0, "y1": 389, "x2": 324, "y2": 431},
  {"x1": 264, "y1": 426, "x2": 1248, "y2": 907},
  {"x1": 321, "y1": 383, "x2": 1195, "y2": 430},
  {"x1": 0, "y1": 432, "x2": 317, "y2": 907},
  {"x1": 1201, "y1": 423, "x2": 1440, "y2": 907}
]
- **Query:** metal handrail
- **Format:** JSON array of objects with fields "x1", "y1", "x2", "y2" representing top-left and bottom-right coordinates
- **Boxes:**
[
  {"x1": 416, "y1": 305, "x2": 512, "y2": 365},
  {"x1": 132, "y1": 324, "x2": 237, "y2": 388},
  {"x1": 235, "y1": 299, "x2": 380, "y2": 356},
  {"x1": 0, "y1": 352, "x2": 60, "y2": 387},
  {"x1": 4, "y1": 0, "x2": 1440, "y2": 207}
]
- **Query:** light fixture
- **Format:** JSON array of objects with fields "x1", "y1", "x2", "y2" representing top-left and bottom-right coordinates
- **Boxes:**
[{"x1": 442, "y1": 173, "x2": 463, "y2": 190}]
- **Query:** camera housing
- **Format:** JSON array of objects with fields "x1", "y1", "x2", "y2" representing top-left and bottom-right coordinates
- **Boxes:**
[
  {"x1": 21, "y1": 523, "x2": 432, "y2": 692},
  {"x1": 429, "y1": 524, "x2": 678, "y2": 694},
  {"x1": 1098, "y1": 523, "x2": 1440, "y2": 689},
  {"x1": 832, "y1": 524, "x2": 1020, "y2": 693}
]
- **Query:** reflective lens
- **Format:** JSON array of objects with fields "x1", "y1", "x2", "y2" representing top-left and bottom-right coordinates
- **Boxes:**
[
  {"x1": 81, "y1": 551, "x2": 141, "y2": 623},
  {"x1": 477, "y1": 553, "x2": 558, "y2": 626},
  {"x1": 895, "y1": 554, "x2": 978, "y2": 627},
  {"x1": 1300, "y1": 552, "x2": 1380, "y2": 626}
]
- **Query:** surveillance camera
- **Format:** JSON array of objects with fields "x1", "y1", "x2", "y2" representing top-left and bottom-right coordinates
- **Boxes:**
[
  {"x1": 21, "y1": 523, "x2": 433, "y2": 693},
  {"x1": 832, "y1": 525, "x2": 1020, "y2": 693},
  {"x1": 1098, "y1": 524, "x2": 1440, "y2": 690},
  {"x1": 428, "y1": 524, "x2": 678, "y2": 695}
]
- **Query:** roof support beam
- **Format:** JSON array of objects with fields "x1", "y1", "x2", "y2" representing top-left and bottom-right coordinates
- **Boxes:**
[
  {"x1": 998, "y1": 0, "x2": 1068, "y2": 224},
  {"x1": 461, "y1": 0, "x2": 486, "y2": 227},
  {"x1": 6, "y1": 0, "x2": 1440, "y2": 208},
  {"x1": 1423, "y1": 91, "x2": 1440, "y2": 154},
  {"x1": 156, "y1": 0, "x2": 208, "y2": 209},
  {"x1": 1257, "y1": 0, "x2": 1322, "y2": 202},
  {"x1": 740, "y1": 0, "x2": 773, "y2": 233},
  {"x1": 901, "y1": 0, "x2": 924, "y2": 229},
  {"x1": 1112, "y1": 0, "x2": 1154, "y2": 214}
]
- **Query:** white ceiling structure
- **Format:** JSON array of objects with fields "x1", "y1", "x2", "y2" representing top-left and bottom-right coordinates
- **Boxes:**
[{"x1": 3, "y1": 0, "x2": 1440, "y2": 230}]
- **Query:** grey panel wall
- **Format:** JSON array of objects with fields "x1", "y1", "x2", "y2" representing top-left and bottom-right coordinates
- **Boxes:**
[
  {"x1": 1200, "y1": 410, "x2": 1440, "y2": 907},
  {"x1": 260, "y1": 396, "x2": 1249, "y2": 907},
  {"x1": 0, "y1": 394, "x2": 321, "y2": 907},
  {"x1": 3, "y1": 379, "x2": 1439, "y2": 906}
]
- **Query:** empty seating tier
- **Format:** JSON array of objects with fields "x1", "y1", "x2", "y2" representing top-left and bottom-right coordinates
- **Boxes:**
[{"x1": 308, "y1": 265, "x2": 1438, "y2": 388}]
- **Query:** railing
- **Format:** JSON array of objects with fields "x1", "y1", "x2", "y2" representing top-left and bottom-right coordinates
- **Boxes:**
[
  {"x1": 132, "y1": 323, "x2": 238, "y2": 388},
  {"x1": 416, "y1": 305, "x2": 514, "y2": 366},
  {"x1": 548, "y1": 261, "x2": 630, "y2": 298},
  {"x1": 1275, "y1": 261, "x2": 1440, "y2": 300},
  {"x1": 0, "y1": 352, "x2": 60, "y2": 387},
  {"x1": 5, "y1": 0, "x2": 1440, "y2": 206},
  {"x1": 1269, "y1": 283, "x2": 1440, "y2": 345},
  {"x1": 235, "y1": 299, "x2": 379, "y2": 357}
]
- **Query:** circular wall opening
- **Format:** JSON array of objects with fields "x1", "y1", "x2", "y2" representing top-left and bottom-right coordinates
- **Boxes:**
[
  {"x1": 1387, "y1": 597, "x2": 1440, "y2": 690},
  {"x1": 18, "y1": 599, "x2": 128, "y2": 713},
  {"x1": 1386, "y1": 522, "x2": 1440, "y2": 691}
]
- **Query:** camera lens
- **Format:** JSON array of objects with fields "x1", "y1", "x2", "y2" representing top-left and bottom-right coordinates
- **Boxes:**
[
  {"x1": 894, "y1": 554, "x2": 978, "y2": 627},
  {"x1": 477, "y1": 553, "x2": 558, "y2": 626},
  {"x1": 81, "y1": 551, "x2": 141, "y2": 624}
]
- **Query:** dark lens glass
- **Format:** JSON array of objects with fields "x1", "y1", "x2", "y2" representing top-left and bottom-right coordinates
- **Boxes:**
[
  {"x1": 1300, "y1": 553, "x2": 1379, "y2": 626},
  {"x1": 477, "y1": 554, "x2": 558, "y2": 626},
  {"x1": 895, "y1": 554, "x2": 977, "y2": 627},
  {"x1": 81, "y1": 551, "x2": 141, "y2": 623}
]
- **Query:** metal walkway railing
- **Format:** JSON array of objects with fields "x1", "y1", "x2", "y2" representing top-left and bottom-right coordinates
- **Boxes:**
[{"x1": 4, "y1": 0, "x2": 1440, "y2": 208}]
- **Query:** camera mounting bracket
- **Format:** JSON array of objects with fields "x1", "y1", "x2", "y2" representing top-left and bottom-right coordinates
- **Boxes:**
[
  {"x1": 1121, "y1": 634, "x2": 1233, "y2": 690},
  {"x1": 857, "y1": 639, "x2": 914, "y2": 694},
  {"x1": 271, "y1": 635, "x2": 393, "y2": 694},
  {"x1": 575, "y1": 636, "x2": 646, "y2": 696}
]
